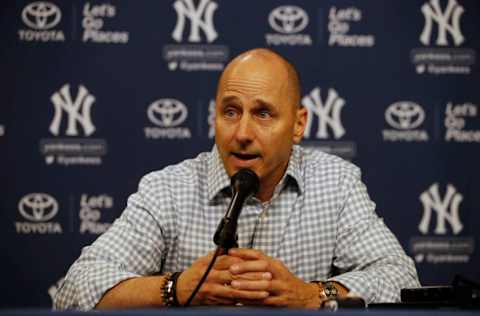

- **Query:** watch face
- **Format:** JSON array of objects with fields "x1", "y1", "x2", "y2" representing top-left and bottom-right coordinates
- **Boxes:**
[{"x1": 324, "y1": 282, "x2": 338, "y2": 298}]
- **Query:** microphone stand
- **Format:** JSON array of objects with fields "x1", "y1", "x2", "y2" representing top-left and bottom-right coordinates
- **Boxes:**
[{"x1": 183, "y1": 169, "x2": 259, "y2": 307}]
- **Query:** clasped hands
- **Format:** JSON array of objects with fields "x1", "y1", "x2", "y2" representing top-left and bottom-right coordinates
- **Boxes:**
[{"x1": 176, "y1": 248, "x2": 320, "y2": 308}]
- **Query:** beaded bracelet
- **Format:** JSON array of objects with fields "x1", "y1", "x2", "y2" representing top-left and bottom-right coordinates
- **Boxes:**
[{"x1": 161, "y1": 272, "x2": 182, "y2": 307}]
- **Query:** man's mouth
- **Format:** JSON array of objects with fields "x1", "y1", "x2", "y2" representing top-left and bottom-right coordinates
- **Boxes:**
[{"x1": 231, "y1": 152, "x2": 260, "y2": 161}]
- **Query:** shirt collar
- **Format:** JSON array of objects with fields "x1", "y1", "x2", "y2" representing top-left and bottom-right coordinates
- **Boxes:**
[
  {"x1": 284, "y1": 145, "x2": 304, "y2": 195},
  {"x1": 207, "y1": 146, "x2": 231, "y2": 201},
  {"x1": 207, "y1": 145, "x2": 304, "y2": 201}
]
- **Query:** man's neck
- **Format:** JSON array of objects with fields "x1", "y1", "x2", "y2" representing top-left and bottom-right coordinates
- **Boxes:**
[
  {"x1": 256, "y1": 168, "x2": 288, "y2": 202},
  {"x1": 256, "y1": 189, "x2": 274, "y2": 203}
]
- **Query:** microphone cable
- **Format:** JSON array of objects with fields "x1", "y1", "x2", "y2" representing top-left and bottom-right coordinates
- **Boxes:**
[
  {"x1": 184, "y1": 246, "x2": 224, "y2": 307},
  {"x1": 183, "y1": 169, "x2": 259, "y2": 307}
]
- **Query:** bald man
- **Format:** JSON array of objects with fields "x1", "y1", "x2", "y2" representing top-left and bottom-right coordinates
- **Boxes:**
[{"x1": 54, "y1": 49, "x2": 419, "y2": 310}]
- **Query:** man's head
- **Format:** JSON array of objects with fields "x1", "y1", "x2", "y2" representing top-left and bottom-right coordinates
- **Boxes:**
[{"x1": 214, "y1": 48, "x2": 307, "y2": 201}]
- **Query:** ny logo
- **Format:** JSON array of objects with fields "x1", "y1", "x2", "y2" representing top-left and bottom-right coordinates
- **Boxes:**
[
  {"x1": 208, "y1": 99, "x2": 215, "y2": 138},
  {"x1": 302, "y1": 87, "x2": 345, "y2": 139},
  {"x1": 172, "y1": 0, "x2": 218, "y2": 43},
  {"x1": 49, "y1": 84, "x2": 95, "y2": 136},
  {"x1": 419, "y1": 183, "x2": 463, "y2": 235},
  {"x1": 420, "y1": 0, "x2": 464, "y2": 46}
]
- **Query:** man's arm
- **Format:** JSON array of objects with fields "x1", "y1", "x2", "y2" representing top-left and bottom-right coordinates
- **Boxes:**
[
  {"x1": 95, "y1": 276, "x2": 166, "y2": 309},
  {"x1": 329, "y1": 168, "x2": 420, "y2": 303},
  {"x1": 54, "y1": 173, "x2": 272, "y2": 310},
  {"x1": 225, "y1": 166, "x2": 419, "y2": 307},
  {"x1": 96, "y1": 251, "x2": 272, "y2": 308},
  {"x1": 54, "y1": 174, "x2": 170, "y2": 310}
]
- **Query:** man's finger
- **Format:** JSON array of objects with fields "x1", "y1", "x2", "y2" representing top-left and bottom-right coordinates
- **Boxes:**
[
  {"x1": 213, "y1": 255, "x2": 244, "y2": 270},
  {"x1": 230, "y1": 279, "x2": 270, "y2": 291},
  {"x1": 232, "y1": 271, "x2": 272, "y2": 281},
  {"x1": 231, "y1": 279, "x2": 286, "y2": 295},
  {"x1": 265, "y1": 279, "x2": 288, "y2": 295},
  {"x1": 230, "y1": 260, "x2": 269, "y2": 274},
  {"x1": 228, "y1": 248, "x2": 266, "y2": 260},
  {"x1": 210, "y1": 284, "x2": 270, "y2": 300},
  {"x1": 205, "y1": 270, "x2": 233, "y2": 285}
]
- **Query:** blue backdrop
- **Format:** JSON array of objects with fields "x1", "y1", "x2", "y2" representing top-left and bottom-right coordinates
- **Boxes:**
[{"x1": 1, "y1": 0, "x2": 479, "y2": 308}]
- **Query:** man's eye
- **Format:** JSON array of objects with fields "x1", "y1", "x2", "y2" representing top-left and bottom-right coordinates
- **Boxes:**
[
  {"x1": 257, "y1": 110, "x2": 272, "y2": 119},
  {"x1": 224, "y1": 108, "x2": 238, "y2": 118}
]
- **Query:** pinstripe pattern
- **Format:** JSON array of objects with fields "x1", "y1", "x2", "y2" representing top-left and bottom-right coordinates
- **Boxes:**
[{"x1": 54, "y1": 145, "x2": 419, "y2": 310}]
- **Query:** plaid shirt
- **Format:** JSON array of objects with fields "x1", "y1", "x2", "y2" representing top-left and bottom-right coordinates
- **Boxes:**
[{"x1": 54, "y1": 145, "x2": 419, "y2": 310}]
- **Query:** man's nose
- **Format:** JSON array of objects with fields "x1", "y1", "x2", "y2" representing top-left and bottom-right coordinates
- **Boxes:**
[{"x1": 234, "y1": 114, "x2": 254, "y2": 144}]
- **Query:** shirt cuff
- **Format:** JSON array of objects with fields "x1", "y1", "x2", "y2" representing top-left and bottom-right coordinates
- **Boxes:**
[{"x1": 329, "y1": 271, "x2": 374, "y2": 304}]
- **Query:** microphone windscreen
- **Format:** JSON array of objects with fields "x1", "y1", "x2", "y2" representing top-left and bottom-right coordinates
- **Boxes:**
[{"x1": 231, "y1": 169, "x2": 260, "y2": 196}]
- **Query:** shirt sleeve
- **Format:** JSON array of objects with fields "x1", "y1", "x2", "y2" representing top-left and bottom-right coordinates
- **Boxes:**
[
  {"x1": 53, "y1": 173, "x2": 172, "y2": 310},
  {"x1": 330, "y1": 167, "x2": 420, "y2": 304}
]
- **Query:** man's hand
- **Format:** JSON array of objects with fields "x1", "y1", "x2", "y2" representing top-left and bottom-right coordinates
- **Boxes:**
[
  {"x1": 227, "y1": 248, "x2": 320, "y2": 309},
  {"x1": 176, "y1": 250, "x2": 271, "y2": 306}
]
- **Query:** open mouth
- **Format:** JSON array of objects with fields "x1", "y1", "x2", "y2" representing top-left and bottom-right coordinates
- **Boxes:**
[{"x1": 231, "y1": 152, "x2": 260, "y2": 160}]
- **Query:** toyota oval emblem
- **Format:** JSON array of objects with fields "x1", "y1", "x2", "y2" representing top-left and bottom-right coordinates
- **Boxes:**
[
  {"x1": 385, "y1": 102, "x2": 425, "y2": 130},
  {"x1": 18, "y1": 193, "x2": 59, "y2": 222},
  {"x1": 147, "y1": 99, "x2": 188, "y2": 127},
  {"x1": 269, "y1": 5, "x2": 309, "y2": 34},
  {"x1": 22, "y1": 2, "x2": 61, "y2": 30}
]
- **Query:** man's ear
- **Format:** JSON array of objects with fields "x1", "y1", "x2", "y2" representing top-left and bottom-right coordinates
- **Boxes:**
[{"x1": 293, "y1": 106, "x2": 307, "y2": 144}]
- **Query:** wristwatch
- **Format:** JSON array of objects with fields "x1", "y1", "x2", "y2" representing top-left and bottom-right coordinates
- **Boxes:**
[
  {"x1": 311, "y1": 280, "x2": 338, "y2": 301},
  {"x1": 322, "y1": 281, "x2": 338, "y2": 300}
]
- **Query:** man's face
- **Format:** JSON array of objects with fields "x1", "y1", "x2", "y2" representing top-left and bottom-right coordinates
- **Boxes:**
[{"x1": 215, "y1": 56, "x2": 305, "y2": 194}]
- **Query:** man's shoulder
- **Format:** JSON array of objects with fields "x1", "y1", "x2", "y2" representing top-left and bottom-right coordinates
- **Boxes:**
[
  {"x1": 297, "y1": 146, "x2": 361, "y2": 180},
  {"x1": 140, "y1": 150, "x2": 211, "y2": 189}
]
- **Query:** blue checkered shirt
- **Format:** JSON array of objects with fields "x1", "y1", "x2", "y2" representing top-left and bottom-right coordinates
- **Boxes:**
[{"x1": 54, "y1": 145, "x2": 419, "y2": 310}]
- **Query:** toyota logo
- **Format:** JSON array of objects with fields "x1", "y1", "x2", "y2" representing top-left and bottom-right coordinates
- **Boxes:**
[
  {"x1": 18, "y1": 193, "x2": 59, "y2": 222},
  {"x1": 148, "y1": 99, "x2": 188, "y2": 127},
  {"x1": 385, "y1": 102, "x2": 425, "y2": 130},
  {"x1": 22, "y1": 2, "x2": 61, "y2": 30},
  {"x1": 269, "y1": 5, "x2": 309, "y2": 34}
]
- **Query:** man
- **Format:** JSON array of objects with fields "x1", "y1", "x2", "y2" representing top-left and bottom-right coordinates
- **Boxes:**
[{"x1": 54, "y1": 48, "x2": 419, "y2": 310}]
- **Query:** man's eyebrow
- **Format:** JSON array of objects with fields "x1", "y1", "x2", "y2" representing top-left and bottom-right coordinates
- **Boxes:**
[
  {"x1": 219, "y1": 95, "x2": 240, "y2": 105},
  {"x1": 219, "y1": 96, "x2": 276, "y2": 112},
  {"x1": 255, "y1": 99, "x2": 275, "y2": 110}
]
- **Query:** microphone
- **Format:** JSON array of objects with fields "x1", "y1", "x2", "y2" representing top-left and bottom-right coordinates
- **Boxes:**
[
  {"x1": 185, "y1": 169, "x2": 260, "y2": 306},
  {"x1": 213, "y1": 168, "x2": 260, "y2": 250}
]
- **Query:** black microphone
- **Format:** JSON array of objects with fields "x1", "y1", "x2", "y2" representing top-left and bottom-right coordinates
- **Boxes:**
[
  {"x1": 185, "y1": 169, "x2": 260, "y2": 307},
  {"x1": 214, "y1": 168, "x2": 260, "y2": 250}
]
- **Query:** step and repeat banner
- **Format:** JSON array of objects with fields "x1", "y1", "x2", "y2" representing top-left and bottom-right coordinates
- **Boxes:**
[{"x1": 0, "y1": 0, "x2": 479, "y2": 308}]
